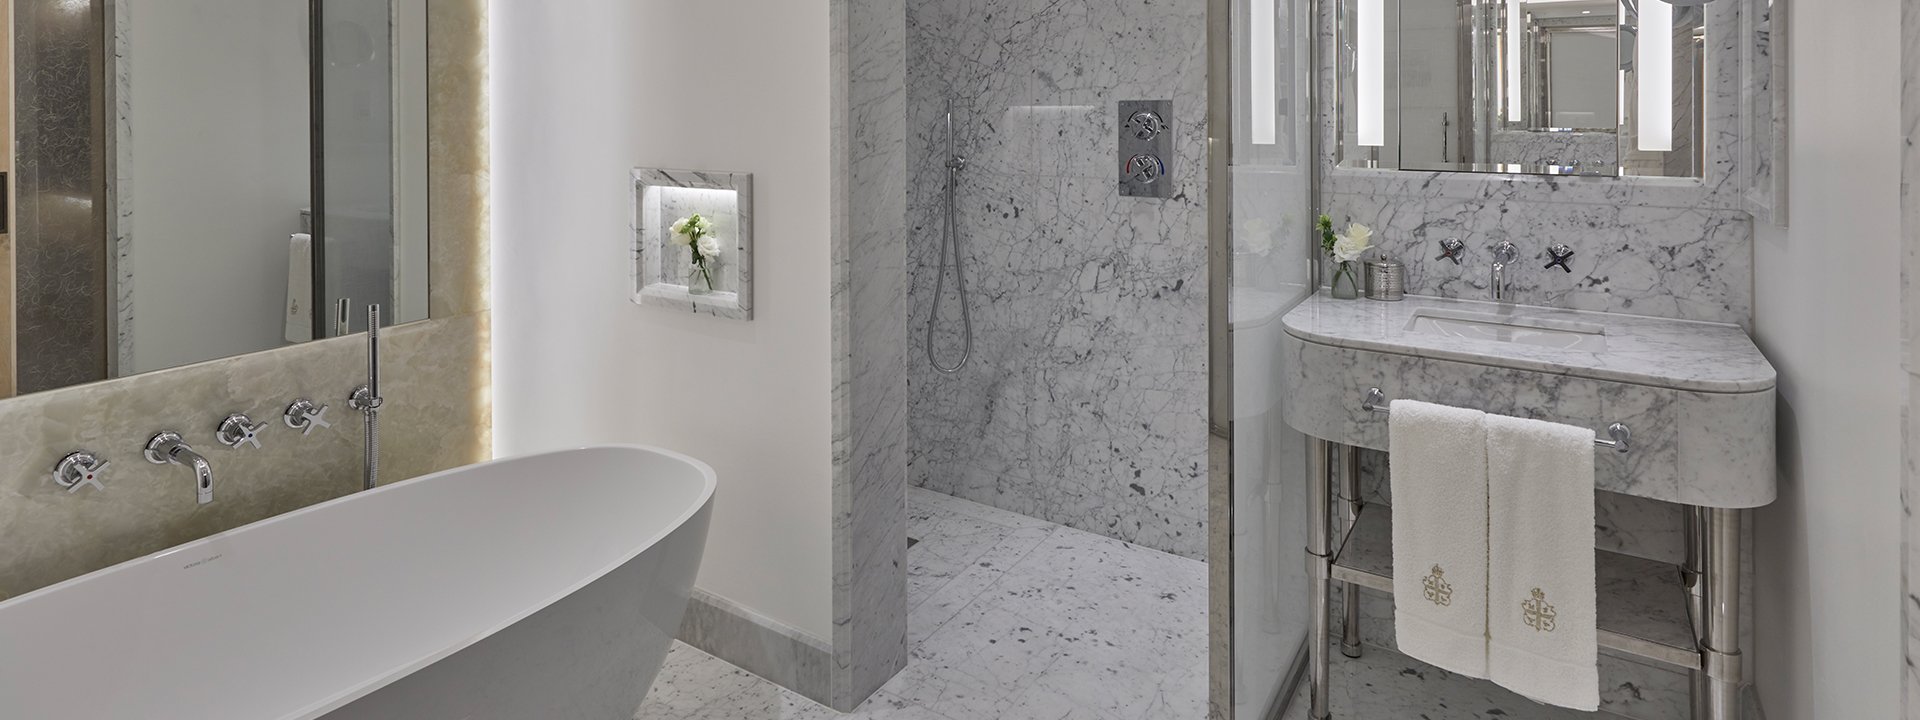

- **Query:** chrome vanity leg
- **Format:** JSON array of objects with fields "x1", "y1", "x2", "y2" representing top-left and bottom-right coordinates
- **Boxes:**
[
  {"x1": 1702, "y1": 508, "x2": 1746, "y2": 720},
  {"x1": 1307, "y1": 437, "x2": 1334, "y2": 719},
  {"x1": 1684, "y1": 506, "x2": 1709, "y2": 720},
  {"x1": 1340, "y1": 444, "x2": 1364, "y2": 660}
]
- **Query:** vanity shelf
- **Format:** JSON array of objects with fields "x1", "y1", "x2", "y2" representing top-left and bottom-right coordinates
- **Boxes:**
[{"x1": 1330, "y1": 505, "x2": 1700, "y2": 671}]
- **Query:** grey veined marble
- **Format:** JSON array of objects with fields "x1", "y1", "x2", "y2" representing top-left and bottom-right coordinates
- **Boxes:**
[
  {"x1": 904, "y1": 0, "x2": 1211, "y2": 560},
  {"x1": 638, "y1": 488, "x2": 1206, "y2": 720},
  {"x1": 1283, "y1": 293, "x2": 1776, "y2": 393},
  {"x1": 1280, "y1": 293, "x2": 1777, "y2": 508},
  {"x1": 1315, "y1": 0, "x2": 1763, "y2": 329}
]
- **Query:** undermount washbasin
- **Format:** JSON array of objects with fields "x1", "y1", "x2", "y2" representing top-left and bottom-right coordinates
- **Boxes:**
[{"x1": 1406, "y1": 309, "x2": 1608, "y2": 351}]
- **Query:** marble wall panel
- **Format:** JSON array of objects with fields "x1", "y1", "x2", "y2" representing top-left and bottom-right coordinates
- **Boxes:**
[
  {"x1": 829, "y1": 0, "x2": 911, "y2": 710},
  {"x1": 906, "y1": 0, "x2": 1212, "y2": 560},
  {"x1": 1896, "y1": 0, "x2": 1920, "y2": 710},
  {"x1": 1318, "y1": 0, "x2": 1756, "y2": 328}
]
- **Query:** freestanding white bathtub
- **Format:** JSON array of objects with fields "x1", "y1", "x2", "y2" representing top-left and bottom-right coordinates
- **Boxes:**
[{"x1": 0, "y1": 445, "x2": 715, "y2": 720}]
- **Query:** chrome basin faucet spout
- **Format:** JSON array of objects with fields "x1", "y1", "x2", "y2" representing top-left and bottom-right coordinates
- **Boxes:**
[
  {"x1": 1491, "y1": 241, "x2": 1519, "y2": 303},
  {"x1": 146, "y1": 432, "x2": 214, "y2": 505}
]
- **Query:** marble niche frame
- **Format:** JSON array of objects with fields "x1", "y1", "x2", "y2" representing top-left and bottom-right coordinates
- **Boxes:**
[{"x1": 630, "y1": 168, "x2": 755, "y2": 320}]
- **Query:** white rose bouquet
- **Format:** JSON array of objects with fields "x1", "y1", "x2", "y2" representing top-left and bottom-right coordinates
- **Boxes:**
[
  {"x1": 671, "y1": 213, "x2": 721, "y2": 292},
  {"x1": 1318, "y1": 215, "x2": 1373, "y2": 298}
]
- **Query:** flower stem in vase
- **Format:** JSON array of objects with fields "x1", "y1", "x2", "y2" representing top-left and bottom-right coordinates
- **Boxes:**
[{"x1": 1330, "y1": 261, "x2": 1360, "y2": 299}]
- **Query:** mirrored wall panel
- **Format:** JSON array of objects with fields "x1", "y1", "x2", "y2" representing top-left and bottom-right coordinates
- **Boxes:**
[
  {"x1": 4, "y1": 0, "x2": 432, "y2": 397},
  {"x1": 1336, "y1": 0, "x2": 1705, "y2": 177}
]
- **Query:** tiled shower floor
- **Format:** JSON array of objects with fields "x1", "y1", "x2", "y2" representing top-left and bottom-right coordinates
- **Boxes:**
[{"x1": 635, "y1": 487, "x2": 1209, "y2": 719}]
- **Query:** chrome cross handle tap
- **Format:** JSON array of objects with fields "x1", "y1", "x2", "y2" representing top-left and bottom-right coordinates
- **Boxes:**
[
  {"x1": 53, "y1": 452, "x2": 110, "y2": 494},
  {"x1": 1546, "y1": 244, "x2": 1575, "y2": 273},
  {"x1": 283, "y1": 399, "x2": 333, "y2": 436},
  {"x1": 146, "y1": 432, "x2": 214, "y2": 505},
  {"x1": 216, "y1": 413, "x2": 268, "y2": 450},
  {"x1": 1437, "y1": 237, "x2": 1466, "y2": 265}
]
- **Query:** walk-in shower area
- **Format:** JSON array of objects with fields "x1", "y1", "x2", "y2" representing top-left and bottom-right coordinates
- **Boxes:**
[{"x1": 643, "y1": 0, "x2": 1236, "y2": 717}]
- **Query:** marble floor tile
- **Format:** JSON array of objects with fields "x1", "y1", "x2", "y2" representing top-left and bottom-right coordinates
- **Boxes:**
[
  {"x1": 642, "y1": 489, "x2": 1207, "y2": 720},
  {"x1": 1277, "y1": 643, "x2": 1638, "y2": 720}
]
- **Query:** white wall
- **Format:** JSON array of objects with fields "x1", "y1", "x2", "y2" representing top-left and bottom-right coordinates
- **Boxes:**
[
  {"x1": 492, "y1": 2, "x2": 836, "y2": 639},
  {"x1": 128, "y1": 0, "x2": 311, "y2": 374},
  {"x1": 1752, "y1": 0, "x2": 1905, "y2": 716}
]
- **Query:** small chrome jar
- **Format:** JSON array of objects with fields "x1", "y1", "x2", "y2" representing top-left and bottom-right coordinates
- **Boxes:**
[{"x1": 1365, "y1": 256, "x2": 1405, "y2": 301}]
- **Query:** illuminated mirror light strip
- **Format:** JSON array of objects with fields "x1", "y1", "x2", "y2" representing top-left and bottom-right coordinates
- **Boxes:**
[
  {"x1": 1505, "y1": 0, "x2": 1522, "y2": 121},
  {"x1": 1252, "y1": 0, "x2": 1277, "y2": 145},
  {"x1": 1357, "y1": 0, "x2": 1384, "y2": 146},
  {"x1": 1636, "y1": 0, "x2": 1672, "y2": 151}
]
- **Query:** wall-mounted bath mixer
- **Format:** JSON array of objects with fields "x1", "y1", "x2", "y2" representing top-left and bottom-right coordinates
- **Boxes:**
[
  {"x1": 1546, "y1": 244, "x2": 1576, "y2": 273},
  {"x1": 145, "y1": 432, "x2": 214, "y2": 505},
  {"x1": 217, "y1": 413, "x2": 269, "y2": 450},
  {"x1": 284, "y1": 399, "x2": 333, "y2": 435},
  {"x1": 52, "y1": 452, "x2": 109, "y2": 494}
]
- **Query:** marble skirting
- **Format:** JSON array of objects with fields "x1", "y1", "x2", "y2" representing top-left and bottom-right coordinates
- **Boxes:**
[{"x1": 677, "y1": 588, "x2": 836, "y2": 708}]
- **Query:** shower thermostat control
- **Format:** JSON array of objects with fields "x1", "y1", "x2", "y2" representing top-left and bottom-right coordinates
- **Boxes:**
[
  {"x1": 1126, "y1": 110, "x2": 1166, "y2": 140},
  {"x1": 1124, "y1": 154, "x2": 1166, "y2": 185},
  {"x1": 1118, "y1": 100, "x2": 1174, "y2": 199}
]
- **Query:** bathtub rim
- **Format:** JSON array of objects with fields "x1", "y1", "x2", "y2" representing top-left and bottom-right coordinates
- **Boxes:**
[{"x1": 0, "y1": 444, "x2": 718, "y2": 720}]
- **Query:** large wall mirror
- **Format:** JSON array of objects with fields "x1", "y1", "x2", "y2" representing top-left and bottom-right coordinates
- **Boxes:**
[
  {"x1": 5, "y1": 0, "x2": 433, "y2": 398},
  {"x1": 1337, "y1": 0, "x2": 1706, "y2": 177}
]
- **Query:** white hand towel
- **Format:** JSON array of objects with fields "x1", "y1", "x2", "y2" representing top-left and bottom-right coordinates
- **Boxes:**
[
  {"x1": 1486, "y1": 414, "x2": 1598, "y2": 710},
  {"x1": 1389, "y1": 399, "x2": 1490, "y2": 678},
  {"x1": 285, "y1": 233, "x2": 313, "y2": 343}
]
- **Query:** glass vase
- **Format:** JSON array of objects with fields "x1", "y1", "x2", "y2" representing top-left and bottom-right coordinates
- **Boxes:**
[
  {"x1": 688, "y1": 254, "x2": 717, "y2": 295},
  {"x1": 1330, "y1": 261, "x2": 1360, "y2": 299}
]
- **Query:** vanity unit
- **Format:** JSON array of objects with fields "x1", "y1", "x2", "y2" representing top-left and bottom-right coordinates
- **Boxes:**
[{"x1": 1280, "y1": 293, "x2": 1776, "y2": 720}]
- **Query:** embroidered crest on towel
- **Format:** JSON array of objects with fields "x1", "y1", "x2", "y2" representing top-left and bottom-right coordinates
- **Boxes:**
[
  {"x1": 1422, "y1": 565, "x2": 1454, "y2": 606},
  {"x1": 1522, "y1": 588, "x2": 1558, "y2": 633}
]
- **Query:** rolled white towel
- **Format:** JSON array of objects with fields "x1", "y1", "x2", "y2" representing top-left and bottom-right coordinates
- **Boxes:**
[{"x1": 285, "y1": 233, "x2": 313, "y2": 343}]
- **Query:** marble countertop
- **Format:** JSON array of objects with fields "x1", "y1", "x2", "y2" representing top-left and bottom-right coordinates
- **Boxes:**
[{"x1": 1282, "y1": 292, "x2": 1776, "y2": 393}]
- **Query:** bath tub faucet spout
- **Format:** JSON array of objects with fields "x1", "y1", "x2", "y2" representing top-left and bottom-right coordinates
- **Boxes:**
[
  {"x1": 1491, "y1": 241, "x2": 1518, "y2": 303},
  {"x1": 145, "y1": 432, "x2": 214, "y2": 505}
]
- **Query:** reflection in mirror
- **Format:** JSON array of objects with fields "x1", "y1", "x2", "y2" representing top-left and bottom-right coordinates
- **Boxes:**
[
  {"x1": 1337, "y1": 0, "x2": 1705, "y2": 178},
  {"x1": 4, "y1": 0, "x2": 431, "y2": 398}
]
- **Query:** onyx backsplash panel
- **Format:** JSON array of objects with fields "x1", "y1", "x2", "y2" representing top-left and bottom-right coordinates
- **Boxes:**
[
  {"x1": 0, "y1": 315, "x2": 488, "y2": 600},
  {"x1": 905, "y1": 0, "x2": 1211, "y2": 559}
]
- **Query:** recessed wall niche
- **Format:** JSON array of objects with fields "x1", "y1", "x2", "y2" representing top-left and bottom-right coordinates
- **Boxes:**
[{"x1": 631, "y1": 168, "x2": 754, "y2": 320}]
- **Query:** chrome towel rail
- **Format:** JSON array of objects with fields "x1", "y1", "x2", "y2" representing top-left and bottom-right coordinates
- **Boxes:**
[{"x1": 1361, "y1": 387, "x2": 1632, "y2": 454}]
